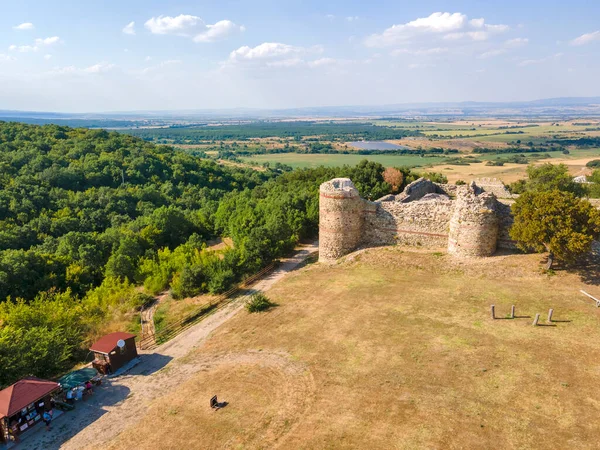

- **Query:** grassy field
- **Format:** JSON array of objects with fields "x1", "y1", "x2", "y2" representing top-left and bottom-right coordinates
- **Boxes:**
[
  {"x1": 106, "y1": 247, "x2": 600, "y2": 449},
  {"x1": 427, "y1": 149, "x2": 600, "y2": 183},
  {"x1": 241, "y1": 153, "x2": 447, "y2": 169}
]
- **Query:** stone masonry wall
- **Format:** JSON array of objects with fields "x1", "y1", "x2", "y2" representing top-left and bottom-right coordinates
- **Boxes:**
[
  {"x1": 363, "y1": 197, "x2": 453, "y2": 248},
  {"x1": 319, "y1": 178, "x2": 365, "y2": 262},
  {"x1": 472, "y1": 178, "x2": 515, "y2": 199},
  {"x1": 448, "y1": 190, "x2": 499, "y2": 257},
  {"x1": 318, "y1": 177, "x2": 518, "y2": 262}
]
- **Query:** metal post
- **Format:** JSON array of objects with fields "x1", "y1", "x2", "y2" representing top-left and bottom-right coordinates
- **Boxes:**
[
  {"x1": 510, "y1": 305, "x2": 515, "y2": 319},
  {"x1": 491, "y1": 305, "x2": 495, "y2": 320},
  {"x1": 533, "y1": 313, "x2": 540, "y2": 326},
  {"x1": 140, "y1": 305, "x2": 144, "y2": 338},
  {"x1": 547, "y1": 309, "x2": 554, "y2": 323}
]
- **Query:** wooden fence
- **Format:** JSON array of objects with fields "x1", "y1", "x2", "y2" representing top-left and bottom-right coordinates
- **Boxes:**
[{"x1": 137, "y1": 262, "x2": 277, "y2": 350}]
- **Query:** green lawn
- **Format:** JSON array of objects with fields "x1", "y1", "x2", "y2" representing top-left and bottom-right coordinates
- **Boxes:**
[{"x1": 240, "y1": 153, "x2": 447, "y2": 169}]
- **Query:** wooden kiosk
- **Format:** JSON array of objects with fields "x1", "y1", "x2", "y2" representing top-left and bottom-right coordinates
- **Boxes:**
[
  {"x1": 0, "y1": 377, "x2": 60, "y2": 443},
  {"x1": 91, "y1": 332, "x2": 138, "y2": 374}
]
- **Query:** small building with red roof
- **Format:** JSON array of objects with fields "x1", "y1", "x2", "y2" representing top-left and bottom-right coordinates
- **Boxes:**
[
  {"x1": 90, "y1": 332, "x2": 138, "y2": 374},
  {"x1": 0, "y1": 377, "x2": 60, "y2": 443}
]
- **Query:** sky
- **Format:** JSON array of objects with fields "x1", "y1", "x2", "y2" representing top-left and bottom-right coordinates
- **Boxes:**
[{"x1": 1, "y1": 0, "x2": 600, "y2": 112}]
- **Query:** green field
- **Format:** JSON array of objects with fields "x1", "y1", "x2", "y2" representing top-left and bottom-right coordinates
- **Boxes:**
[
  {"x1": 240, "y1": 153, "x2": 447, "y2": 169},
  {"x1": 476, "y1": 148, "x2": 600, "y2": 161}
]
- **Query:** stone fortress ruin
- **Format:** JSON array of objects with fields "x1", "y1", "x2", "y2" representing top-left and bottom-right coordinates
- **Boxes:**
[{"x1": 319, "y1": 177, "x2": 517, "y2": 262}]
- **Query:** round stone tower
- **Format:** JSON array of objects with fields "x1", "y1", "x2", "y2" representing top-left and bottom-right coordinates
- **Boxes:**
[
  {"x1": 319, "y1": 178, "x2": 365, "y2": 263},
  {"x1": 448, "y1": 187, "x2": 499, "y2": 257}
]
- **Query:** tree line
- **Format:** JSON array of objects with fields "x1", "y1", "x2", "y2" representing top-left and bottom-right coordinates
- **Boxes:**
[{"x1": 0, "y1": 121, "x2": 428, "y2": 387}]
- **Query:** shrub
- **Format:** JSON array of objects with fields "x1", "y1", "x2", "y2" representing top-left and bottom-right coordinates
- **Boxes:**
[
  {"x1": 455, "y1": 180, "x2": 466, "y2": 185},
  {"x1": 246, "y1": 293, "x2": 275, "y2": 313},
  {"x1": 586, "y1": 160, "x2": 600, "y2": 168}
]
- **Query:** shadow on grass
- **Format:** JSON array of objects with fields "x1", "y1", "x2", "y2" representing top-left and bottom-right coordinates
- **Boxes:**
[{"x1": 556, "y1": 246, "x2": 600, "y2": 286}]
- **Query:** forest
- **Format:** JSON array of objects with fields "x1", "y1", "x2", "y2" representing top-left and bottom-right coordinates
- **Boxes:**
[
  {"x1": 0, "y1": 121, "x2": 416, "y2": 387},
  {"x1": 125, "y1": 121, "x2": 422, "y2": 143}
]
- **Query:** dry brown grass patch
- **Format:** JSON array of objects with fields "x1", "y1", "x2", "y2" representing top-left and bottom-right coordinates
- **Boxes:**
[{"x1": 106, "y1": 247, "x2": 600, "y2": 449}]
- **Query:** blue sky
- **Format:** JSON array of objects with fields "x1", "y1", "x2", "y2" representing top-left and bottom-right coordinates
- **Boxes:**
[{"x1": 1, "y1": 0, "x2": 599, "y2": 112}]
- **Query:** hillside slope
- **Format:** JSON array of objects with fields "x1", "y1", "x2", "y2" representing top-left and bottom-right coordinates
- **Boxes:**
[{"x1": 105, "y1": 247, "x2": 600, "y2": 449}]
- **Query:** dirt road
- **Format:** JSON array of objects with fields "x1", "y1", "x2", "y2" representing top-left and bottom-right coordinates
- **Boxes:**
[{"x1": 14, "y1": 242, "x2": 318, "y2": 450}]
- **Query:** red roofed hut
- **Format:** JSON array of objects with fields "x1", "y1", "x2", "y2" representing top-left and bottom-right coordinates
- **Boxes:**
[
  {"x1": 91, "y1": 332, "x2": 138, "y2": 375},
  {"x1": 0, "y1": 377, "x2": 60, "y2": 443}
]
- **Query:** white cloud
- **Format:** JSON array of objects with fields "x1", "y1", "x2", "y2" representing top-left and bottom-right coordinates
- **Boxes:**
[
  {"x1": 0, "y1": 54, "x2": 16, "y2": 62},
  {"x1": 267, "y1": 58, "x2": 305, "y2": 68},
  {"x1": 366, "y1": 12, "x2": 508, "y2": 47},
  {"x1": 193, "y1": 20, "x2": 244, "y2": 43},
  {"x1": 140, "y1": 59, "x2": 182, "y2": 74},
  {"x1": 44, "y1": 54, "x2": 52, "y2": 60},
  {"x1": 469, "y1": 18, "x2": 485, "y2": 28},
  {"x1": 9, "y1": 36, "x2": 61, "y2": 53},
  {"x1": 46, "y1": 62, "x2": 117, "y2": 76},
  {"x1": 84, "y1": 62, "x2": 116, "y2": 73},
  {"x1": 229, "y1": 43, "x2": 307, "y2": 62},
  {"x1": 144, "y1": 14, "x2": 243, "y2": 42},
  {"x1": 391, "y1": 47, "x2": 448, "y2": 56},
  {"x1": 144, "y1": 14, "x2": 202, "y2": 35},
  {"x1": 122, "y1": 21, "x2": 136, "y2": 35},
  {"x1": 479, "y1": 48, "x2": 507, "y2": 58},
  {"x1": 505, "y1": 37, "x2": 529, "y2": 48},
  {"x1": 325, "y1": 14, "x2": 335, "y2": 21},
  {"x1": 13, "y1": 22, "x2": 34, "y2": 31},
  {"x1": 225, "y1": 42, "x2": 329, "y2": 70},
  {"x1": 478, "y1": 38, "x2": 528, "y2": 59},
  {"x1": 9, "y1": 44, "x2": 37, "y2": 53},
  {"x1": 35, "y1": 36, "x2": 60, "y2": 46},
  {"x1": 570, "y1": 30, "x2": 600, "y2": 46},
  {"x1": 308, "y1": 57, "x2": 337, "y2": 68},
  {"x1": 346, "y1": 16, "x2": 359, "y2": 22},
  {"x1": 518, "y1": 53, "x2": 563, "y2": 67},
  {"x1": 145, "y1": 56, "x2": 152, "y2": 61}
]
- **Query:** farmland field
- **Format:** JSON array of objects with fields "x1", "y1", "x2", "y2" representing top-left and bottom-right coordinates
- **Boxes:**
[{"x1": 240, "y1": 153, "x2": 447, "y2": 169}]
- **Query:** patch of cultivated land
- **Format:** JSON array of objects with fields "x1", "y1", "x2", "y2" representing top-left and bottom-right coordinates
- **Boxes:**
[
  {"x1": 240, "y1": 153, "x2": 446, "y2": 169},
  {"x1": 427, "y1": 150, "x2": 600, "y2": 183},
  {"x1": 106, "y1": 247, "x2": 600, "y2": 449}
]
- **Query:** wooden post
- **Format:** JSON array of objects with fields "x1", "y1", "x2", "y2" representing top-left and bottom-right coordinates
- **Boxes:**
[
  {"x1": 547, "y1": 309, "x2": 554, "y2": 323},
  {"x1": 533, "y1": 313, "x2": 540, "y2": 326},
  {"x1": 491, "y1": 305, "x2": 495, "y2": 320},
  {"x1": 510, "y1": 305, "x2": 515, "y2": 319},
  {"x1": 580, "y1": 290, "x2": 600, "y2": 307}
]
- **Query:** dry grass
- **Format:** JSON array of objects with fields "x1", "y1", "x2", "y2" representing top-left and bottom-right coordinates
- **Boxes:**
[
  {"x1": 106, "y1": 247, "x2": 600, "y2": 449},
  {"x1": 427, "y1": 155, "x2": 600, "y2": 184}
]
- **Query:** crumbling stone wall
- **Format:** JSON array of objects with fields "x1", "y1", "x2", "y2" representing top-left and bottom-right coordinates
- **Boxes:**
[
  {"x1": 319, "y1": 178, "x2": 366, "y2": 262},
  {"x1": 472, "y1": 178, "x2": 515, "y2": 199},
  {"x1": 364, "y1": 196, "x2": 453, "y2": 248},
  {"x1": 447, "y1": 188, "x2": 499, "y2": 257},
  {"x1": 396, "y1": 178, "x2": 447, "y2": 202},
  {"x1": 319, "y1": 177, "x2": 518, "y2": 262}
]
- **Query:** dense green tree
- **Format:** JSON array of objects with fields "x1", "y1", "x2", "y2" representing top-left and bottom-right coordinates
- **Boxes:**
[
  {"x1": 522, "y1": 163, "x2": 587, "y2": 196},
  {"x1": 510, "y1": 190, "x2": 600, "y2": 268}
]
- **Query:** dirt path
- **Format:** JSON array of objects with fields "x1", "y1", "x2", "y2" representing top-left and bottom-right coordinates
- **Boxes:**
[
  {"x1": 140, "y1": 291, "x2": 170, "y2": 341},
  {"x1": 14, "y1": 242, "x2": 318, "y2": 450}
]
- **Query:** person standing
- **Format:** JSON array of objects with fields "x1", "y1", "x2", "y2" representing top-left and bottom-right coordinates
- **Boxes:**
[
  {"x1": 85, "y1": 381, "x2": 94, "y2": 399},
  {"x1": 43, "y1": 411, "x2": 52, "y2": 432}
]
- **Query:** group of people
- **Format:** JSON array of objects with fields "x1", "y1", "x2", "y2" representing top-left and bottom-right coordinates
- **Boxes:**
[
  {"x1": 7, "y1": 397, "x2": 56, "y2": 441},
  {"x1": 64, "y1": 381, "x2": 94, "y2": 405}
]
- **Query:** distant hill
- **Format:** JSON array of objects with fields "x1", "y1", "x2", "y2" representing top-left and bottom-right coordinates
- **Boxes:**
[{"x1": 2, "y1": 97, "x2": 600, "y2": 125}]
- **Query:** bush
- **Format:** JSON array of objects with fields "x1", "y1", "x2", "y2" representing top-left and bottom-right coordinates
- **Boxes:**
[
  {"x1": 586, "y1": 159, "x2": 600, "y2": 168},
  {"x1": 455, "y1": 180, "x2": 466, "y2": 185},
  {"x1": 245, "y1": 293, "x2": 275, "y2": 313}
]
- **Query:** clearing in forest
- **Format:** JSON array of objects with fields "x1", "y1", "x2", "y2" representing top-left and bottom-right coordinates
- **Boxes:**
[{"x1": 105, "y1": 247, "x2": 600, "y2": 450}]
